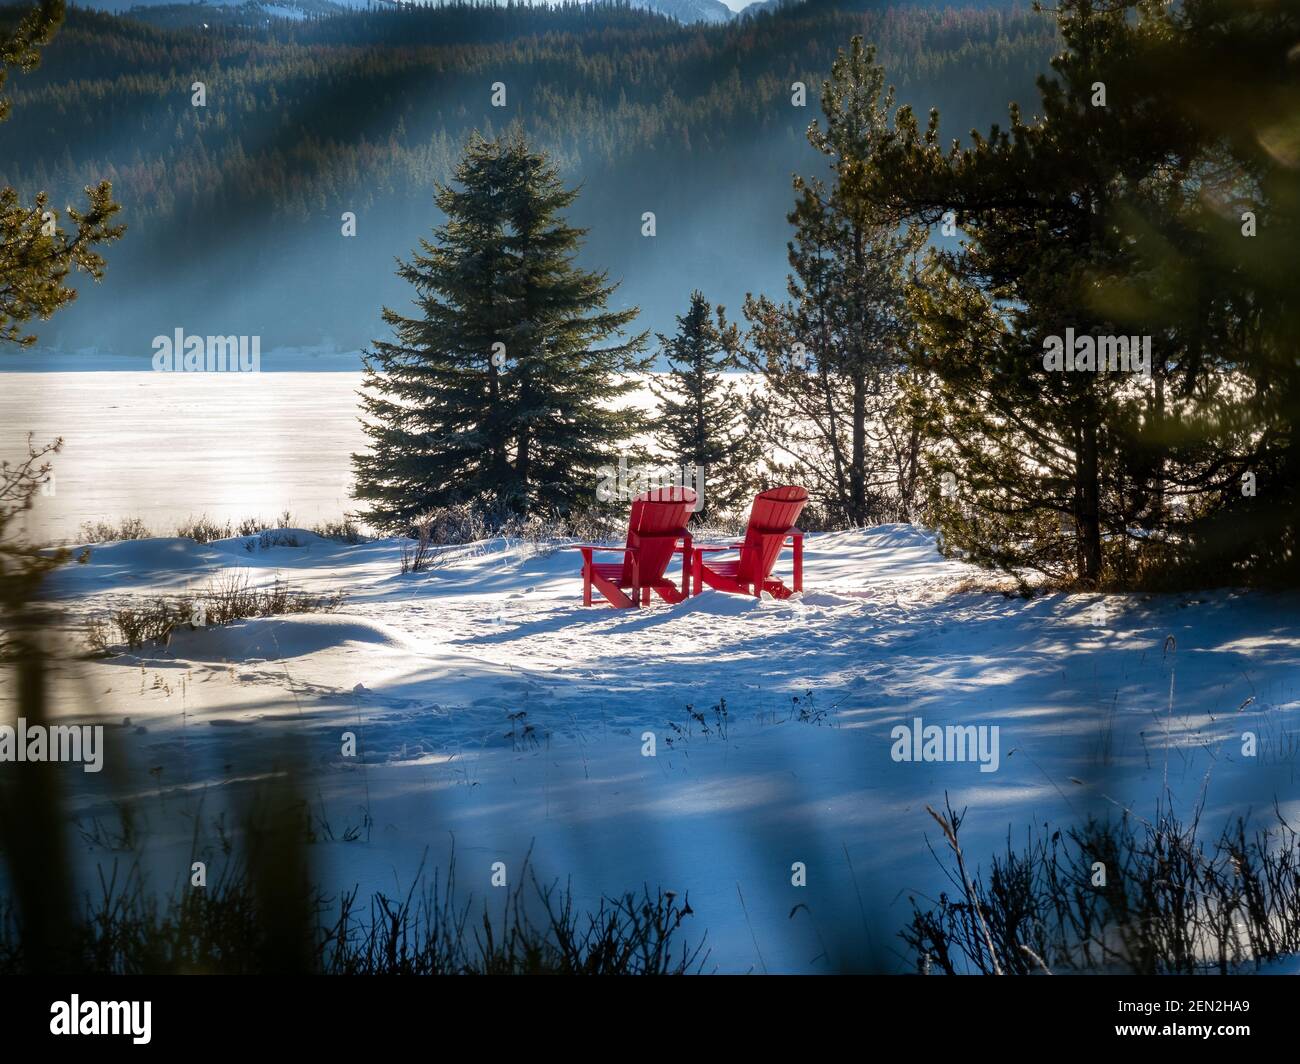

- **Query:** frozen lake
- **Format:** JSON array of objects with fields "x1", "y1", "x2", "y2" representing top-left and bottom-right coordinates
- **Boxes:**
[
  {"x1": 1, "y1": 371, "x2": 367, "y2": 543},
  {"x1": 1, "y1": 368, "x2": 674, "y2": 543}
]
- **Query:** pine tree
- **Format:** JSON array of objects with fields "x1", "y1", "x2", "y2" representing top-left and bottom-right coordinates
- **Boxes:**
[
  {"x1": 648, "y1": 291, "x2": 755, "y2": 520},
  {"x1": 847, "y1": 0, "x2": 1299, "y2": 588},
  {"x1": 1142, "y1": 0, "x2": 1300, "y2": 586},
  {"x1": 738, "y1": 39, "x2": 922, "y2": 528},
  {"x1": 1, "y1": 0, "x2": 122, "y2": 349},
  {"x1": 353, "y1": 133, "x2": 647, "y2": 532}
]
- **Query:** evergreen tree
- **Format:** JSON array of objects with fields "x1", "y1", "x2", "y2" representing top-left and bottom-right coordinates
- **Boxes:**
[
  {"x1": 739, "y1": 39, "x2": 922, "y2": 527},
  {"x1": 0, "y1": 0, "x2": 122, "y2": 349},
  {"x1": 353, "y1": 133, "x2": 647, "y2": 531},
  {"x1": 1143, "y1": 0, "x2": 1300, "y2": 586},
  {"x1": 848, "y1": 0, "x2": 1299, "y2": 588},
  {"x1": 648, "y1": 290, "x2": 756, "y2": 519},
  {"x1": 353, "y1": 135, "x2": 516, "y2": 530},
  {"x1": 494, "y1": 138, "x2": 649, "y2": 517}
]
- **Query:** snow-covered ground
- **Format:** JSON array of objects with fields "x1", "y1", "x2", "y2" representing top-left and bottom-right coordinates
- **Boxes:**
[{"x1": 17, "y1": 522, "x2": 1300, "y2": 972}]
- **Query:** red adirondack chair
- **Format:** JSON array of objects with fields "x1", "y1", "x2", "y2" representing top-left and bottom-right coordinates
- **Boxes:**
[
  {"x1": 692, "y1": 485, "x2": 808, "y2": 599},
  {"x1": 570, "y1": 486, "x2": 696, "y2": 608}
]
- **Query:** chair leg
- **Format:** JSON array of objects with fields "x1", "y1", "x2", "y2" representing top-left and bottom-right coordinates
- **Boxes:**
[
  {"x1": 793, "y1": 535, "x2": 803, "y2": 593},
  {"x1": 641, "y1": 586, "x2": 650, "y2": 606},
  {"x1": 583, "y1": 566, "x2": 592, "y2": 607}
]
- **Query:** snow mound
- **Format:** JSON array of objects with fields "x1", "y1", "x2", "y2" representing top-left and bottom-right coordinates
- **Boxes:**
[
  {"x1": 670, "y1": 592, "x2": 763, "y2": 618},
  {"x1": 797, "y1": 589, "x2": 862, "y2": 608},
  {"x1": 44, "y1": 537, "x2": 228, "y2": 596},
  {"x1": 163, "y1": 613, "x2": 415, "y2": 662},
  {"x1": 74, "y1": 536, "x2": 224, "y2": 571}
]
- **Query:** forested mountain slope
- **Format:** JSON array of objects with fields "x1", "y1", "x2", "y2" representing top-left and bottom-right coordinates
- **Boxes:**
[{"x1": 0, "y1": 0, "x2": 1057, "y2": 351}]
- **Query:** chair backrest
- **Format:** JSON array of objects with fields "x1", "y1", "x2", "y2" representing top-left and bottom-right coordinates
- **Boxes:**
[
  {"x1": 621, "y1": 486, "x2": 696, "y2": 585},
  {"x1": 736, "y1": 485, "x2": 808, "y2": 585}
]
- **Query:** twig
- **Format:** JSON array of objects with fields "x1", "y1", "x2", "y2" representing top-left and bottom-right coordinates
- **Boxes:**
[{"x1": 926, "y1": 798, "x2": 1002, "y2": 975}]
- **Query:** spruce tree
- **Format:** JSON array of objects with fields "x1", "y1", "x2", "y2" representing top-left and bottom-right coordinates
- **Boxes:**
[
  {"x1": 354, "y1": 133, "x2": 647, "y2": 531},
  {"x1": 494, "y1": 138, "x2": 649, "y2": 517},
  {"x1": 648, "y1": 290, "x2": 755, "y2": 520},
  {"x1": 353, "y1": 135, "x2": 516, "y2": 530}
]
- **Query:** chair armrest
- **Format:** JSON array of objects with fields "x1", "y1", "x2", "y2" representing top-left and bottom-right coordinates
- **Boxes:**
[
  {"x1": 563, "y1": 544, "x2": 638, "y2": 553},
  {"x1": 692, "y1": 545, "x2": 735, "y2": 553}
]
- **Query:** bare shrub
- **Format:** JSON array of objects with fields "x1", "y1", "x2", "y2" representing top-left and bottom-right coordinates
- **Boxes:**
[
  {"x1": 103, "y1": 598, "x2": 182, "y2": 650},
  {"x1": 0, "y1": 842, "x2": 706, "y2": 975},
  {"x1": 174, "y1": 514, "x2": 234, "y2": 544},
  {"x1": 564, "y1": 506, "x2": 621, "y2": 543},
  {"x1": 399, "y1": 518, "x2": 440, "y2": 574},
  {"x1": 392, "y1": 500, "x2": 642, "y2": 572},
  {"x1": 78, "y1": 517, "x2": 152, "y2": 543},
  {"x1": 200, "y1": 571, "x2": 343, "y2": 626},
  {"x1": 312, "y1": 518, "x2": 367, "y2": 544},
  {"x1": 418, "y1": 502, "x2": 493, "y2": 546},
  {"x1": 256, "y1": 529, "x2": 305, "y2": 549},
  {"x1": 903, "y1": 792, "x2": 1300, "y2": 975},
  {"x1": 236, "y1": 511, "x2": 296, "y2": 537},
  {"x1": 235, "y1": 516, "x2": 265, "y2": 537}
]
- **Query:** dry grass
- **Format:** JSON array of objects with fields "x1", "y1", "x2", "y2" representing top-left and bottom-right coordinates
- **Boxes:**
[
  {"x1": 904, "y1": 791, "x2": 1300, "y2": 975},
  {"x1": 86, "y1": 571, "x2": 344, "y2": 652},
  {"x1": 0, "y1": 831, "x2": 707, "y2": 975},
  {"x1": 76, "y1": 511, "x2": 369, "y2": 546}
]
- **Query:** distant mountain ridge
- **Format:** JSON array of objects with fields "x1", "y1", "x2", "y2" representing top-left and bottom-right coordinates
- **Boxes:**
[
  {"x1": 386, "y1": 0, "x2": 753, "y2": 24},
  {"x1": 638, "y1": 0, "x2": 733, "y2": 24},
  {"x1": 12, "y1": 1, "x2": 1057, "y2": 349},
  {"x1": 106, "y1": 0, "x2": 768, "y2": 26}
]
